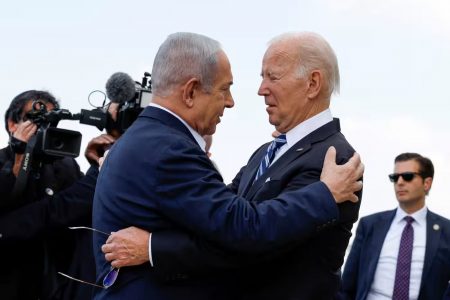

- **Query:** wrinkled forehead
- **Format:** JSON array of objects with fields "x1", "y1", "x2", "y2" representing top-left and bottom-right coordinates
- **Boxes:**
[{"x1": 262, "y1": 42, "x2": 299, "y2": 68}]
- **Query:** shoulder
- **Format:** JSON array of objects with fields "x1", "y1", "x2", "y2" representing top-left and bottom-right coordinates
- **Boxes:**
[
  {"x1": 359, "y1": 210, "x2": 394, "y2": 225},
  {"x1": 428, "y1": 210, "x2": 450, "y2": 228}
]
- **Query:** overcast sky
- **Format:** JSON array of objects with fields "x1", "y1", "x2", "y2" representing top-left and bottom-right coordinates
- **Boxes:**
[{"x1": 1, "y1": 0, "x2": 449, "y2": 222}]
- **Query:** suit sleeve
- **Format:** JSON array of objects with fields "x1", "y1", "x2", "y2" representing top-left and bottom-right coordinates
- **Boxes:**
[
  {"x1": 339, "y1": 218, "x2": 366, "y2": 300},
  {"x1": 150, "y1": 142, "x2": 359, "y2": 277},
  {"x1": 226, "y1": 165, "x2": 244, "y2": 193},
  {"x1": 151, "y1": 141, "x2": 339, "y2": 254},
  {"x1": 0, "y1": 166, "x2": 98, "y2": 245}
]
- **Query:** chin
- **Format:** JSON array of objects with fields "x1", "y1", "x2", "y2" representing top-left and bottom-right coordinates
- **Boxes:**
[{"x1": 205, "y1": 127, "x2": 216, "y2": 135}]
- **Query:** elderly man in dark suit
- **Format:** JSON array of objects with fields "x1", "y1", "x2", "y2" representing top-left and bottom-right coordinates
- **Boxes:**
[
  {"x1": 340, "y1": 153, "x2": 450, "y2": 300},
  {"x1": 100, "y1": 32, "x2": 362, "y2": 299}
]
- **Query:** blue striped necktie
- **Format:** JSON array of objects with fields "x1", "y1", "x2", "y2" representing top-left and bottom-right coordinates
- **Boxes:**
[{"x1": 254, "y1": 134, "x2": 287, "y2": 182}]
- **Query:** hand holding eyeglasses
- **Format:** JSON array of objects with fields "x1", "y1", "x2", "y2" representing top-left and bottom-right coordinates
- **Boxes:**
[
  {"x1": 102, "y1": 226, "x2": 151, "y2": 268},
  {"x1": 58, "y1": 226, "x2": 120, "y2": 289}
]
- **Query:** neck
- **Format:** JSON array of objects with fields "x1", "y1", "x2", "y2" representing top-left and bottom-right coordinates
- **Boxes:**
[
  {"x1": 399, "y1": 200, "x2": 425, "y2": 214},
  {"x1": 152, "y1": 96, "x2": 197, "y2": 130},
  {"x1": 283, "y1": 103, "x2": 329, "y2": 133}
]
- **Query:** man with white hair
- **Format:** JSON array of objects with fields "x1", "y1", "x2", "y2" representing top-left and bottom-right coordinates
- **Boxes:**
[{"x1": 97, "y1": 32, "x2": 363, "y2": 299}]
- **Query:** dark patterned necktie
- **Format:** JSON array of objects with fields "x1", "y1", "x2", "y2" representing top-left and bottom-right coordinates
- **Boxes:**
[
  {"x1": 254, "y1": 134, "x2": 287, "y2": 182},
  {"x1": 393, "y1": 216, "x2": 415, "y2": 300}
]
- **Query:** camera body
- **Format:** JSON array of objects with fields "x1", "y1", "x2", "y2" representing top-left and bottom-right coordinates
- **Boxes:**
[
  {"x1": 75, "y1": 72, "x2": 152, "y2": 133},
  {"x1": 25, "y1": 101, "x2": 82, "y2": 159},
  {"x1": 115, "y1": 73, "x2": 152, "y2": 132},
  {"x1": 23, "y1": 72, "x2": 152, "y2": 161}
]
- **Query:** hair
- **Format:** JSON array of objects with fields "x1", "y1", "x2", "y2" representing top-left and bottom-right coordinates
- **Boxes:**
[
  {"x1": 151, "y1": 32, "x2": 223, "y2": 97},
  {"x1": 268, "y1": 32, "x2": 340, "y2": 97},
  {"x1": 4, "y1": 90, "x2": 59, "y2": 133},
  {"x1": 395, "y1": 152, "x2": 434, "y2": 179}
]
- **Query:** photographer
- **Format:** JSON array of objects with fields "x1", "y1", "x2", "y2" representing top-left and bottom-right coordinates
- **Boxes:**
[{"x1": 0, "y1": 90, "x2": 116, "y2": 300}]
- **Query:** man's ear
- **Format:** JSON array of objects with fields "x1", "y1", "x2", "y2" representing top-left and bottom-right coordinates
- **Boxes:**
[
  {"x1": 424, "y1": 177, "x2": 433, "y2": 194},
  {"x1": 306, "y1": 70, "x2": 322, "y2": 99},
  {"x1": 182, "y1": 78, "x2": 201, "y2": 108},
  {"x1": 7, "y1": 119, "x2": 18, "y2": 135}
]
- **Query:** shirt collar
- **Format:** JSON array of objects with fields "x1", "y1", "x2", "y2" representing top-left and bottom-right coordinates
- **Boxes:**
[
  {"x1": 394, "y1": 205, "x2": 428, "y2": 227},
  {"x1": 284, "y1": 108, "x2": 333, "y2": 147},
  {"x1": 149, "y1": 103, "x2": 206, "y2": 152}
]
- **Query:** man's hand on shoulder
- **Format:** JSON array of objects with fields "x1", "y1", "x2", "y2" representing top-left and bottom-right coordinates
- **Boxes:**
[{"x1": 320, "y1": 146, "x2": 364, "y2": 203}]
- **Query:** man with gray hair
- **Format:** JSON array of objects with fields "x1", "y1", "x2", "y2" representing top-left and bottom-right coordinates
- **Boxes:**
[{"x1": 94, "y1": 32, "x2": 363, "y2": 299}]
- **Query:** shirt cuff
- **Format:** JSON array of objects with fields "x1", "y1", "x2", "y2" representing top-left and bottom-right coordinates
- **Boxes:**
[{"x1": 148, "y1": 232, "x2": 154, "y2": 267}]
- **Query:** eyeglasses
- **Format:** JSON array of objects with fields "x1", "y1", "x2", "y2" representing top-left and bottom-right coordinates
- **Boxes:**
[
  {"x1": 388, "y1": 172, "x2": 422, "y2": 183},
  {"x1": 58, "y1": 226, "x2": 119, "y2": 289}
]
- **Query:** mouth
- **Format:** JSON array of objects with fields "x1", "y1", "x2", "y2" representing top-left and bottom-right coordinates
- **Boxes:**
[
  {"x1": 266, "y1": 105, "x2": 276, "y2": 114},
  {"x1": 396, "y1": 190, "x2": 407, "y2": 196}
]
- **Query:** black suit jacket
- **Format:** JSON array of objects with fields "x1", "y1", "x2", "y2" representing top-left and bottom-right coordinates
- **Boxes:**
[
  {"x1": 151, "y1": 118, "x2": 361, "y2": 299},
  {"x1": 444, "y1": 282, "x2": 450, "y2": 300},
  {"x1": 340, "y1": 209, "x2": 450, "y2": 300},
  {"x1": 92, "y1": 107, "x2": 342, "y2": 300}
]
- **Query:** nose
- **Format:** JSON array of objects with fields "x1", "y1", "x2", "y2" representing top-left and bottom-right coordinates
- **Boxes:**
[
  {"x1": 396, "y1": 176, "x2": 405, "y2": 185},
  {"x1": 225, "y1": 92, "x2": 234, "y2": 108},
  {"x1": 258, "y1": 79, "x2": 269, "y2": 96}
]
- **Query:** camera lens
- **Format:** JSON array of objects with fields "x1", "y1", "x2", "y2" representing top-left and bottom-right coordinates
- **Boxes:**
[{"x1": 51, "y1": 139, "x2": 65, "y2": 150}]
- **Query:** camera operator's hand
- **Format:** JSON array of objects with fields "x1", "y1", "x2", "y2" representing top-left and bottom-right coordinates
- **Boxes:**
[
  {"x1": 85, "y1": 134, "x2": 116, "y2": 167},
  {"x1": 98, "y1": 150, "x2": 109, "y2": 170},
  {"x1": 12, "y1": 120, "x2": 37, "y2": 143},
  {"x1": 11, "y1": 121, "x2": 38, "y2": 176}
]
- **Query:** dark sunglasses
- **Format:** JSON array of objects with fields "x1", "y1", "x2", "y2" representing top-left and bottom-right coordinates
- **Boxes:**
[
  {"x1": 388, "y1": 172, "x2": 422, "y2": 183},
  {"x1": 58, "y1": 226, "x2": 119, "y2": 289}
]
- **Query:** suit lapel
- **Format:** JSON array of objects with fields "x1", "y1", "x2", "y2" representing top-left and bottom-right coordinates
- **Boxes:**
[
  {"x1": 244, "y1": 119, "x2": 340, "y2": 200},
  {"x1": 420, "y1": 210, "x2": 442, "y2": 289},
  {"x1": 238, "y1": 144, "x2": 268, "y2": 197},
  {"x1": 365, "y1": 210, "x2": 396, "y2": 289},
  {"x1": 140, "y1": 106, "x2": 198, "y2": 145}
]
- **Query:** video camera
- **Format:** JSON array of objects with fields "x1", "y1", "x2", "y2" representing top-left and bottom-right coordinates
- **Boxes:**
[
  {"x1": 25, "y1": 101, "x2": 82, "y2": 160},
  {"x1": 25, "y1": 72, "x2": 152, "y2": 160}
]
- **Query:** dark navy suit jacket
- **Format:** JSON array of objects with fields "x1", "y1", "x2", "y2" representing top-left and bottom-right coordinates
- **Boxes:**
[
  {"x1": 92, "y1": 107, "x2": 341, "y2": 299},
  {"x1": 444, "y1": 282, "x2": 450, "y2": 300},
  {"x1": 150, "y1": 118, "x2": 361, "y2": 299},
  {"x1": 340, "y1": 209, "x2": 450, "y2": 300}
]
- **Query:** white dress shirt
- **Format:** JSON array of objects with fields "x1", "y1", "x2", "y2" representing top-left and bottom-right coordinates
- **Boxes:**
[
  {"x1": 271, "y1": 108, "x2": 333, "y2": 165},
  {"x1": 367, "y1": 206, "x2": 427, "y2": 300}
]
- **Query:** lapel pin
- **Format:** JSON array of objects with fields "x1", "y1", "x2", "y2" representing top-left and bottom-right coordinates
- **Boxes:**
[
  {"x1": 433, "y1": 224, "x2": 440, "y2": 231},
  {"x1": 265, "y1": 177, "x2": 271, "y2": 183},
  {"x1": 296, "y1": 148, "x2": 304, "y2": 152}
]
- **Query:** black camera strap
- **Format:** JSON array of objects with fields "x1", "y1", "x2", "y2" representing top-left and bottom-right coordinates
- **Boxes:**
[{"x1": 11, "y1": 135, "x2": 38, "y2": 201}]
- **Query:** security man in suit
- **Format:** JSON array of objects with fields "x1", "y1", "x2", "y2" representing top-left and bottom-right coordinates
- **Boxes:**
[{"x1": 339, "y1": 152, "x2": 450, "y2": 300}]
